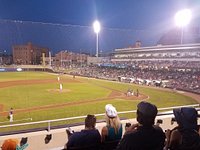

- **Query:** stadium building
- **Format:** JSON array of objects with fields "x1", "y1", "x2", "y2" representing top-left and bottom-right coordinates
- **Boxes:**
[
  {"x1": 12, "y1": 42, "x2": 49, "y2": 65},
  {"x1": 55, "y1": 50, "x2": 88, "y2": 67},
  {"x1": 111, "y1": 43, "x2": 200, "y2": 62}
]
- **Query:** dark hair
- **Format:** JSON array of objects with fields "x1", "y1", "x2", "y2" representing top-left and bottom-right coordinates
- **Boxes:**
[
  {"x1": 85, "y1": 114, "x2": 96, "y2": 128},
  {"x1": 136, "y1": 110, "x2": 156, "y2": 126}
]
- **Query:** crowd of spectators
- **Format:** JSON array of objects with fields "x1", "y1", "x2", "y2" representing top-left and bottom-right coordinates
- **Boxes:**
[
  {"x1": 64, "y1": 101, "x2": 200, "y2": 150},
  {"x1": 71, "y1": 60, "x2": 200, "y2": 94}
]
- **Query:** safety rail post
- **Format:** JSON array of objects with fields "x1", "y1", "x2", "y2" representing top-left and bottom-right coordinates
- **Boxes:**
[{"x1": 48, "y1": 121, "x2": 51, "y2": 132}]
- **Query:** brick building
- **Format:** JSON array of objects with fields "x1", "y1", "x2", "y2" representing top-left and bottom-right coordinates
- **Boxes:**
[
  {"x1": 55, "y1": 50, "x2": 88, "y2": 67},
  {"x1": 0, "y1": 55, "x2": 13, "y2": 65},
  {"x1": 12, "y1": 42, "x2": 49, "y2": 65}
]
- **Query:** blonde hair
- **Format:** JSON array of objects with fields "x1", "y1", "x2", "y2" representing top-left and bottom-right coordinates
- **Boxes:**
[{"x1": 105, "y1": 113, "x2": 121, "y2": 134}]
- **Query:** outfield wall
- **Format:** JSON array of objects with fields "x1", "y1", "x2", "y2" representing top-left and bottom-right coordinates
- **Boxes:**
[{"x1": 0, "y1": 67, "x2": 54, "y2": 72}]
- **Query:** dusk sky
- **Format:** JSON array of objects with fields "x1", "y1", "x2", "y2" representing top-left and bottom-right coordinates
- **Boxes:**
[{"x1": 0, "y1": 0, "x2": 199, "y2": 54}]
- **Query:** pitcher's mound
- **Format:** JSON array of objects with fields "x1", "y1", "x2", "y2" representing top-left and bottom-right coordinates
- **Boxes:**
[{"x1": 47, "y1": 89, "x2": 71, "y2": 93}]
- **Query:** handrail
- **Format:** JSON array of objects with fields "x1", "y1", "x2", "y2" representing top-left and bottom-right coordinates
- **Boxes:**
[{"x1": 0, "y1": 104, "x2": 199, "y2": 132}]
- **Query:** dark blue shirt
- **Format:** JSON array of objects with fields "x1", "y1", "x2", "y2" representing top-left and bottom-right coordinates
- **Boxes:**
[{"x1": 67, "y1": 129, "x2": 101, "y2": 148}]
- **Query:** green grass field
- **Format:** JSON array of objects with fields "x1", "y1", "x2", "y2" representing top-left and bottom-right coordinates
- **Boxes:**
[{"x1": 0, "y1": 71, "x2": 197, "y2": 131}]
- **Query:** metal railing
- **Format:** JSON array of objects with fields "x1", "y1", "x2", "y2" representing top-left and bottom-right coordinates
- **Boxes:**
[{"x1": 0, "y1": 104, "x2": 199, "y2": 133}]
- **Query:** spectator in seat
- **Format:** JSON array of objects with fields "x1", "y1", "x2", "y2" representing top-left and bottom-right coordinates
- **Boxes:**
[
  {"x1": 117, "y1": 101, "x2": 165, "y2": 150},
  {"x1": 101, "y1": 104, "x2": 122, "y2": 142},
  {"x1": 1, "y1": 139, "x2": 18, "y2": 150},
  {"x1": 1, "y1": 138, "x2": 28, "y2": 150},
  {"x1": 65, "y1": 114, "x2": 101, "y2": 149},
  {"x1": 165, "y1": 107, "x2": 200, "y2": 150}
]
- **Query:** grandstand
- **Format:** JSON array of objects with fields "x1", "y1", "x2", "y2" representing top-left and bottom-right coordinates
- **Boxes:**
[{"x1": 112, "y1": 43, "x2": 200, "y2": 62}]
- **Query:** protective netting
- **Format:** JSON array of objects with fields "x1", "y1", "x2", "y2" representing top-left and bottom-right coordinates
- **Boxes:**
[{"x1": 0, "y1": 19, "x2": 160, "y2": 55}]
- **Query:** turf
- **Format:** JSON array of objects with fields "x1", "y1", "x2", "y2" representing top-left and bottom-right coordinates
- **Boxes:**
[{"x1": 0, "y1": 71, "x2": 197, "y2": 129}]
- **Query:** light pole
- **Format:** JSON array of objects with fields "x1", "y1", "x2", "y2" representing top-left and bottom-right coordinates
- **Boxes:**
[
  {"x1": 93, "y1": 20, "x2": 101, "y2": 57},
  {"x1": 49, "y1": 51, "x2": 52, "y2": 67},
  {"x1": 174, "y1": 9, "x2": 192, "y2": 44}
]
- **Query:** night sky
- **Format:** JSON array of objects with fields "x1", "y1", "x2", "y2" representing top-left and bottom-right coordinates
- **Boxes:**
[{"x1": 0, "y1": 0, "x2": 199, "y2": 54}]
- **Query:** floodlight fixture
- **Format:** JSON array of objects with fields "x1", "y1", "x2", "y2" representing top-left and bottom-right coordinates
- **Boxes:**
[
  {"x1": 93, "y1": 20, "x2": 101, "y2": 34},
  {"x1": 174, "y1": 9, "x2": 192, "y2": 44},
  {"x1": 93, "y1": 20, "x2": 101, "y2": 57},
  {"x1": 175, "y1": 9, "x2": 192, "y2": 27}
]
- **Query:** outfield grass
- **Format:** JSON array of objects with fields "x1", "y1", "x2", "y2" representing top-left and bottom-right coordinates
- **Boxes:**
[
  {"x1": 0, "y1": 71, "x2": 197, "y2": 131},
  {"x1": 0, "y1": 71, "x2": 56, "y2": 81}
]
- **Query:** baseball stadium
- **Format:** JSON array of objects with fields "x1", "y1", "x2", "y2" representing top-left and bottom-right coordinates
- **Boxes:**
[
  {"x1": 0, "y1": 55, "x2": 200, "y2": 149},
  {"x1": 0, "y1": 3, "x2": 200, "y2": 150}
]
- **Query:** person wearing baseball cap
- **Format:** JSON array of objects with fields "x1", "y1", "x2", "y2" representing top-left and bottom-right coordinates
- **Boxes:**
[
  {"x1": 101, "y1": 104, "x2": 122, "y2": 142},
  {"x1": 136, "y1": 101, "x2": 158, "y2": 126},
  {"x1": 117, "y1": 101, "x2": 165, "y2": 150}
]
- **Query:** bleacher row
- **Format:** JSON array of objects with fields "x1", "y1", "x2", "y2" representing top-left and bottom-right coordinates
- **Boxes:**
[
  {"x1": 72, "y1": 61, "x2": 200, "y2": 94},
  {"x1": 0, "y1": 110, "x2": 199, "y2": 150}
]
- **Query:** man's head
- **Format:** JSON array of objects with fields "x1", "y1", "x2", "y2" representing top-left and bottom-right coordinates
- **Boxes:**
[
  {"x1": 85, "y1": 114, "x2": 96, "y2": 129},
  {"x1": 136, "y1": 101, "x2": 158, "y2": 126}
]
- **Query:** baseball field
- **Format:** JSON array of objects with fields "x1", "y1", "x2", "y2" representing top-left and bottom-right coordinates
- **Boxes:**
[{"x1": 0, "y1": 71, "x2": 198, "y2": 131}]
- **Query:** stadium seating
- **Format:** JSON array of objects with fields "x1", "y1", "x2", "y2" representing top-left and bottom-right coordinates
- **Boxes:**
[
  {"x1": 64, "y1": 143, "x2": 100, "y2": 150},
  {"x1": 101, "y1": 140, "x2": 120, "y2": 150},
  {"x1": 0, "y1": 109, "x2": 199, "y2": 150}
]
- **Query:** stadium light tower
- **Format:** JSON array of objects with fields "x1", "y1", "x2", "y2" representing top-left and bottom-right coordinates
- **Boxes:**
[
  {"x1": 93, "y1": 20, "x2": 101, "y2": 57},
  {"x1": 174, "y1": 9, "x2": 192, "y2": 44}
]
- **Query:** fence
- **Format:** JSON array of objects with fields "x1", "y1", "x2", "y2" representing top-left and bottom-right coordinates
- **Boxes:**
[{"x1": 0, "y1": 104, "x2": 199, "y2": 135}]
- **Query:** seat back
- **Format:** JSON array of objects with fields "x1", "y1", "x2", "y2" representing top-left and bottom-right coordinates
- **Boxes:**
[
  {"x1": 67, "y1": 143, "x2": 100, "y2": 150},
  {"x1": 101, "y1": 140, "x2": 120, "y2": 150}
]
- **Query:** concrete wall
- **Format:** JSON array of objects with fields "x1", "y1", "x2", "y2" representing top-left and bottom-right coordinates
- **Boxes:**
[{"x1": 0, "y1": 115, "x2": 182, "y2": 150}]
